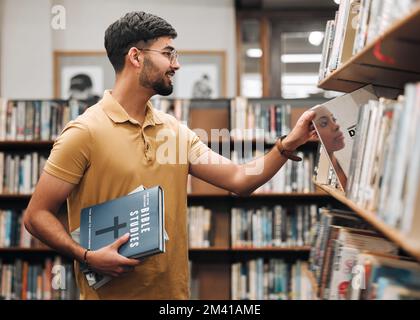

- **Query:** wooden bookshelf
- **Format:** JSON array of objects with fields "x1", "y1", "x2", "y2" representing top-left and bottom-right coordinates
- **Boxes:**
[
  {"x1": 0, "y1": 141, "x2": 54, "y2": 148},
  {"x1": 189, "y1": 246, "x2": 311, "y2": 252},
  {"x1": 188, "y1": 191, "x2": 329, "y2": 199},
  {"x1": 1, "y1": 192, "x2": 329, "y2": 200},
  {"x1": 0, "y1": 247, "x2": 56, "y2": 253},
  {"x1": 318, "y1": 5, "x2": 420, "y2": 94},
  {"x1": 1, "y1": 246, "x2": 311, "y2": 253},
  {"x1": 0, "y1": 139, "x2": 319, "y2": 150},
  {"x1": 314, "y1": 182, "x2": 420, "y2": 261}
]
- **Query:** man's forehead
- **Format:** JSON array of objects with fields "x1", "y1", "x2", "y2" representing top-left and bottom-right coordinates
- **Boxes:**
[{"x1": 152, "y1": 36, "x2": 175, "y2": 49}]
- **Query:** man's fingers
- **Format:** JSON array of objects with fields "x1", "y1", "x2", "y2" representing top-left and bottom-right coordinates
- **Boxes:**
[
  {"x1": 120, "y1": 256, "x2": 141, "y2": 267},
  {"x1": 298, "y1": 110, "x2": 316, "y2": 127},
  {"x1": 110, "y1": 233, "x2": 130, "y2": 250}
]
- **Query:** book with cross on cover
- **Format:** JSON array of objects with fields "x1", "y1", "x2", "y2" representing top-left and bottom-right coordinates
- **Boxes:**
[
  {"x1": 80, "y1": 185, "x2": 166, "y2": 259},
  {"x1": 71, "y1": 186, "x2": 169, "y2": 289}
]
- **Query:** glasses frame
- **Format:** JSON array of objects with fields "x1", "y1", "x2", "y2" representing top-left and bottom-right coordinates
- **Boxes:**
[{"x1": 136, "y1": 48, "x2": 179, "y2": 65}]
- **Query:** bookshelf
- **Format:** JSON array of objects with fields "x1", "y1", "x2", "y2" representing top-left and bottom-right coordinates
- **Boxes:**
[
  {"x1": 311, "y1": 0, "x2": 420, "y2": 301},
  {"x1": 318, "y1": 4, "x2": 420, "y2": 94},
  {"x1": 314, "y1": 182, "x2": 420, "y2": 261},
  {"x1": 0, "y1": 96, "x2": 334, "y2": 300}
]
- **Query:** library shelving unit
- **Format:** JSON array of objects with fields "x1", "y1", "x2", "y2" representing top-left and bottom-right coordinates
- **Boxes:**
[
  {"x1": 318, "y1": 5, "x2": 420, "y2": 95},
  {"x1": 316, "y1": 5, "x2": 420, "y2": 263},
  {"x1": 0, "y1": 97, "x2": 336, "y2": 300}
]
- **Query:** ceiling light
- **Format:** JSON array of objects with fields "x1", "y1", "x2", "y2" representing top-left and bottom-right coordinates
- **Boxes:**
[
  {"x1": 281, "y1": 54, "x2": 322, "y2": 63},
  {"x1": 246, "y1": 48, "x2": 263, "y2": 58},
  {"x1": 308, "y1": 31, "x2": 324, "y2": 46}
]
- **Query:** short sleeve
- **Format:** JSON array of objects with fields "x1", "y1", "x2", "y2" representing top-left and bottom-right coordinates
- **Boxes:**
[
  {"x1": 43, "y1": 121, "x2": 91, "y2": 184},
  {"x1": 183, "y1": 125, "x2": 210, "y2": 164}
]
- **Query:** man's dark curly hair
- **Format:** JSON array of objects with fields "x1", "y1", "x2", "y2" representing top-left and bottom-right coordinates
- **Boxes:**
[{"x1": 104, "y1": 12, "x2": 177, "y2": 73}]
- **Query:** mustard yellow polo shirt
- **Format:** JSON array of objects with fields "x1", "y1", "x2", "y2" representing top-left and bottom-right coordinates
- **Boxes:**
[{"x1": 44, "y1": 90, "x2": 209, "y2": 299}]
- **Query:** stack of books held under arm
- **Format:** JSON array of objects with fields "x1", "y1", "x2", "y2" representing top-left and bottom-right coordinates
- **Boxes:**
[{"x1": 71, "y1": 185, "x2": 168, "y2": 289}]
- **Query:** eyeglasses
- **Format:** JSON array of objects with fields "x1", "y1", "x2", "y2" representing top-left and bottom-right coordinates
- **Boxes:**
[{"x1": 137, "y1": 48, "x2": 179, "y2": 65}]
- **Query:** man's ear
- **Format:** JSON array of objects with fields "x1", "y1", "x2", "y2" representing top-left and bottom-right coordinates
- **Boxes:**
[{"x1": 127, "y1": 47, "x2": 141, "y2": 68}]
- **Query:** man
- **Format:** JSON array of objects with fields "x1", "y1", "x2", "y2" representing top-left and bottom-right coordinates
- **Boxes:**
[{"x1": 24, "y1": 12, "x2": 316, "y2": 299}]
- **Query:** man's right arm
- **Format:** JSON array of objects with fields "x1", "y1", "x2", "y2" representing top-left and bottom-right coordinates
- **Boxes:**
[{"x1": 24, "y1": 172, "x2": 140, "y2": 277}]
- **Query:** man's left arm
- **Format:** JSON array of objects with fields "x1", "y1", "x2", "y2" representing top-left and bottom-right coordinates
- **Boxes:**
[{"x1": 189, "y1": 110, "x2": 317, "y2": 196}]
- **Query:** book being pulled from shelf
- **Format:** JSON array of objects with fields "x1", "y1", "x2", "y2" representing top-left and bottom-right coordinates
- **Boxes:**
[
  {"x1": 308, "y1": 207, "x2": 402, "y2": 300},
  {"x1": 231, "y1": 205, "x2": 318, "y2": 248},
  {"x1": 0, "y1": 256, "x2": 78, "y2": 300},
  {"x1": 312, "y1": 85, "x2": 378, "y2": 191},
  {"x1": 346, "y1": 82, "x2": 420, "y2": 238},
  {"x1": 231, "y1": 259, "x2": 315, "y2": 300},
  {"x1": 0, "y1": 152, "x2": 47, "y2": 194},
  {"x1": 0, "y1": 98, "x2": 93, "y2": 141},
  {"x1": 231, "y1": 149, "x2": 316, "y2": 193},
  {"x1": 0, "y1": 209, "x2": 45, "y2": 248},
  {"x1": 318, "y1": 0, "x2": 418, "y2": 81},
  {"x1": 71, "y1": 185, "x2": 168, "y2": 290}
]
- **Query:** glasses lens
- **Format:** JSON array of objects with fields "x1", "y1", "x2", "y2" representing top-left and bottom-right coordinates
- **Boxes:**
[{"x1": 170, "y1": 51, "x2": 178, "y2": 64}]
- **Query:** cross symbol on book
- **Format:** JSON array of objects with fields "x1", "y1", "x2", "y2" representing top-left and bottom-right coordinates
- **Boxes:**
[{"x1": 95, "y1": 216, "x2": 127, "y2": 239}]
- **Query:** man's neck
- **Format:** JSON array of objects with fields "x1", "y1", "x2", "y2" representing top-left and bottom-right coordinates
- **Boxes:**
[{"x1": 111, "y1": 77, "x2": 154, "y2": 125}]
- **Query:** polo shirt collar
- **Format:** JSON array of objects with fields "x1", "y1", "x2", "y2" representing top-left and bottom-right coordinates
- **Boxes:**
[{"x1": 101, "y1": 90, "x2": 163, "y2": 126}]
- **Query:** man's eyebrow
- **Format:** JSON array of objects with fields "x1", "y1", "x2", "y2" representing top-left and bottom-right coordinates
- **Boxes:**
[{"x1": 162, "y1": 45, "x2": 175, "y2": 51}]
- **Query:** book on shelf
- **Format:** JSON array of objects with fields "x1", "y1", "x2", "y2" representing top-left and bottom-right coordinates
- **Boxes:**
[
  {"x1": 231, "y1": 149, "x2": 316, "y2": 194},
  {"x1": 0, "y1": 209, "x2": 46, "y2": 249},
  {"x1": 72, "y1": 185, "x2": 168, "y2": 290},
  {"x1": 308, "y1": 207, "x2": 405, "y2": 300},
  {"x1": 231, "y1": 258, "x2": 315, "y2": 300},
  {"x1": 188, "y1": 206, "x2": 212, "y2": 248},
  {"x1": 0, "y1": 256, "x2": 78, "y2": 300},
  {"x1": 231, "y1": 205, "x2": 318, "y2": 248},
  {"x1": 230, "y1": 97, "x2": 291, "y2": 142},
  {"x1": 0, "y1": 152, "x2": 47, "y2": 194},
  {"x1": 312, "y1": 85, "x2": 378, "y2": 191},
  {"x1": 151, "y1": 97, "x2": 190, "y2": 125},
  {"x1": 345, "y1": 83, "x2": 420, "y2": 238},
  {"x1": 0, "y1": 98, "x2": 92, "y2": 141},
  {"x1": 319, "y1": 0, "x2": 419, "y2": 81},
  {"x1": 351, "y1": 252, "x2": 420, "y2": 300},
  {"x1": 309, "y1": 208, "x2": 397, "y2": 299}
]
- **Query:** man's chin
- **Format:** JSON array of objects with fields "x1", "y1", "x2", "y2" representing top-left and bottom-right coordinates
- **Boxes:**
[
  {"x1": 156, "y1": 88, "x2": 173, "y2": 97},
  {"x1": 155, "y1": 86, "x2": 173, "y2": 96}
]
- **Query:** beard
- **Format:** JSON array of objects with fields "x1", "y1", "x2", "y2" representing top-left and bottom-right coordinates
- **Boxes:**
[{"x1": 139, "y1": 57, "x2": 173, "y2": 96}]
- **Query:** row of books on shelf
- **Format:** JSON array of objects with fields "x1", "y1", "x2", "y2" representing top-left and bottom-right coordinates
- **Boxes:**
[
  {"x1": 0, "y1": 98, "x2": 91, "y2": 141},
  {"x1": 0, "y1": 96, "x2": 297, "y2": 144},
  {"x1": 0, "y1": 256, "x2": 78, "y2": 300},
  {"x1": 0, "y1": 209, "x2": 44, "y2": 248},
  {"x1": 319, "y1": 0, "x2": 418, "y2": 81},
  {"x1": 231, "y1": 205, "x2": 318, "y2": 248},
  {"x1": 2, "y1": 205, "x2": 317, "y2": 250},
  {"x1": 312, "y1": 82, "x2": 420, "y2": 237},
  {"x1": 346, "y1": 83, "x2": 420, "y2": 235},
  {"x1": 0, "y1": 152, "x2": 47, "y2": 194},
  {"x1": 189, "y1": 259, "x2": 315, "y2": 300},
  {"x1": 309, "y1": 207, "x2": 420, "y2": 300},
  {"x1": 0, "y1": 150, "x2": 316, "y2": 196},
  {"x1": 232, "y1": 150, "x2": 316, "y2": 193},
  {"x1": 230, "y1": 97, "x2": 291, "y2": 142},
  {"x1": 230, "y1": 259, "x2": 314, "y2": 300}
]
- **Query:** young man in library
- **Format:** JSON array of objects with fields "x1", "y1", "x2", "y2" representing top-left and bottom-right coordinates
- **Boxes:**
[{"x1": 23, "y1": 11, "x2": 317, "y2": 299}]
